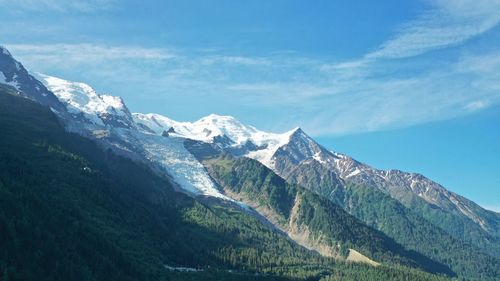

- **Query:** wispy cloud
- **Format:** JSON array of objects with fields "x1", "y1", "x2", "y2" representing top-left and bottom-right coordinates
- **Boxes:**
[
  {"x1": 306, "y1": 52, "x2": 500, "y2": 135},
  {"x1": 200, "y1": 55, "x2": 272, "y2": 66},
  {"x1": 7, "y1": 41, "x2": 500, "y2": 135},
  {"x1": 0, "y1": 0, "x2": 116, "y2": 13},
  {"x1": 7, "y1": 44, "x2": 176, "y2": 66},
  {"x1": 464, "y1": 100, "x2": 491, "y2": 112},
  {"x1": 5, "y1": 0, "x2": 500, "y2": 136},
  {"x1": 219, "y1": 48, "x2": 500, "y2": 135},
  {"x1": 366, "y1": 0, "x2": 500, "y2": 59}
]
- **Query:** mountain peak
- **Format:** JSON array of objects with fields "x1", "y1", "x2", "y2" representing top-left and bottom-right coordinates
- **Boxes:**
[
  {"x1": 201, "y1": 113, "x2": 236, "y2": 120},
  {"x1": 288, "y1": 126, "x2": 305, "y2": 137},
  {"x1": 0, "y1": 48, "x2": 65, "y2": 111},
  {"x1": 35, "y1": 73, "x2": 135, "y2": 128},
  {"x1": 194, "y1": 114, "x2": 248, "y2": 131},
  {"x1": 285, "y1": 127, "x2": 319, "y2": 147}
]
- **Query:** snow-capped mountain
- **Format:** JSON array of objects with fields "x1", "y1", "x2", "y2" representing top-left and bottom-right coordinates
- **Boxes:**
[
  {"x1": 0, "y1": 61, "x2": 233, "y2": 202},
  {"x1": 1, "y1": 44, "x2": 497, "y2": 243},
  {"x1": 134, "y1": 112, "x2": 299, "y2": 166},
  {"x1": 135, "y1": 109, "x2": 499, "y2": 237},
  {"x1": 328, "y1": 153, "x2": 495, "y2": 228},
  {"x1": 132, "y1": 108, "x2": 500, "y2": 236},
  {"x1": 237, "y1": 125, "x2": 499, "y2": 235},
  {"x1": 34, "y1": 73, "x2": 136, "y2": 129},
  {"x1": 36, "y1": 76, "x2": 240, "y2": 201}
]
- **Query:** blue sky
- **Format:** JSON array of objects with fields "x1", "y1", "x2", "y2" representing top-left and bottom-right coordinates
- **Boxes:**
[{"x1": 1, "y1": 0, "x2": 499, "y2": 211}]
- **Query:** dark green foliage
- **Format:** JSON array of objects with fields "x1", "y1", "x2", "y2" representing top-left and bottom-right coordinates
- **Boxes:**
[
  {"x1": 165, "y1": 264, "x2": 450, "y2": 281},
  {"x1": 0, "y1": 88, "x2": 451, "y2": 281},
  {"x1": 398, "y1": 190, "x2": 500, "y2": 258},
  {"x1": 0, "y1": 88, "x2": 324, "y2": 280},
  {"x1": 285, "y1": 159, "x2": 500, "y2": 281},
  {"x1": 319, "y1": 264, "x2": 451, "y2": 281},
  {"x1": 204, "y1": 156, "x2": 452, "y2": 275},
  {"x1": 165, "y1": 269, "x2": 297, "y2": 281},
  {"x1": 324, "y1": 182, "x2": 500, "y2": 281}
]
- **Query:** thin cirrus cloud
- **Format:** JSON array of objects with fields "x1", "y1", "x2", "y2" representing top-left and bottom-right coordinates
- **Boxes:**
[
  {"x1": 8, "y1": 44, "x2": 500, "y2": 135},
  {"x1": 292, "y1": 0, "x2": 500, "y2": 135},
  {"x1": 366, "y1": 0, "x2": 500, "y2": 59},
  {"x1": 304, "y1": 52, "x2": 500, "y2": 135},
  {"x1": 6, "y1": 45, "x2": 500, "y2": 136},
  {"x1": 224, "y1": 49, "x2": 500, "y2": 136},
  {"x1": 7, "y1": 44, "x2": 176, "y2": 65},
  {"x1": 0, "y1": 0, "x2": 116, "y2": 12},
  {"x1": 4, "y1": 0, "x2": 500, "y2": 136}
]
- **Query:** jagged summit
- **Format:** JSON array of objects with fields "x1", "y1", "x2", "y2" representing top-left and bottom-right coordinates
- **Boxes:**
[
  {"x1": 0, "y1": 46, "x2": 65, "y2": 111},
  {"x1": 134, "y1": 111, "x2": 305, "y2": 168},
  {"x1": 135, "y1": 111, "x2": 298, "y2": 145},
  {"x1": 34, "y1": 73, "x2": 136, "y2": 129},
  {"x1": 288, "y1": 126, "x2": 304, "y2": 134}
]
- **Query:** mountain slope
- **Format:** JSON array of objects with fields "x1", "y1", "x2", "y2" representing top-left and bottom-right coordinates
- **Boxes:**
[
  {"x1": 201, "y1": 154, "x2": 452, "y2": 275},
  {"x1": 32, "y1": 73, "x2": 236, "y2": 201},
  {"x1": 4, "y1": 47, "x2": 497, "y2": 243},
  {"x1": 0, "y1": 75, "x2": 453, "y2": 281},
  {"x1": 270, "y1": 131, "x2": 500, "y2": 257},
  {"x1": 332, "y1": 153, "x2": 500, "y2": 239},
  {"x1": 140, "y1": 108, "x2": 500, "y2": 258},
  {"x1": 286, "y1": 160, "x2": 500, "y2": 280},
  {"x1": 1, "y1": 45, "x2": 495, "y2": 280},
  {"x1": 149, "y1": 111, "x2": 500, "y2": 279},
  {"x1": 0, "y1": 84, "x2": 317, "y2": 280},
  {"x1": 132, "y1": 109, "x2": 499, "y2": 253},
  {"x1": 269, "y1": 126, "x2": 499, "y2": 237}
]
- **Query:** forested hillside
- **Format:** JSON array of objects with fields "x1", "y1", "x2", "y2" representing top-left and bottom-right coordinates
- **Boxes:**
[
  {"x1": 203, "y1": 155, "x2": 452, "y2": 275},
  {"x1": 0, "y1": 86, "x2": 453, "y2": 281},
  {"x1": 286, "y1": 161, "x2": 500, "y2": 281}
]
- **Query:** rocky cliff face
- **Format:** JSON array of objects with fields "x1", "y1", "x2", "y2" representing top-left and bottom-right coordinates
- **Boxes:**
[{"x1": 0, "y1": 46, "x2": 65, "y2": 111}]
